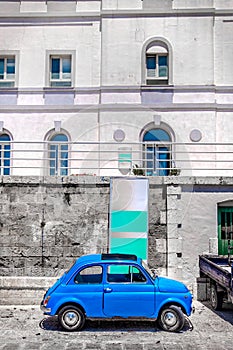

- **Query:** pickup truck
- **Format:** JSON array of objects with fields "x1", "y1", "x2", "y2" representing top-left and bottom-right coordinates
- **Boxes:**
[
  {"x1": 199, "y1": 255, "x2": 233, "y2": 310},
  {"x1": 41, "y1": 253, "x2": 194, "y2": 332}
]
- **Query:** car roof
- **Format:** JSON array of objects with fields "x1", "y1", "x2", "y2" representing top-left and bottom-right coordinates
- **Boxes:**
[
  {"x1": 64, "y1": 254, "x2": 142, "y2": 281},
  {"x1": 76, "y1": 253, "x2": 139, "y2": 264}
]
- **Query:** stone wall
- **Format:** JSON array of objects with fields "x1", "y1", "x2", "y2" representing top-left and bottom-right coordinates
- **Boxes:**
[
  {"x1": 0, "y1": 176, "x2": 109, "y2": 277},
  {"x1": 0, "y1": 176, "x2": 167, "y2": 278}
]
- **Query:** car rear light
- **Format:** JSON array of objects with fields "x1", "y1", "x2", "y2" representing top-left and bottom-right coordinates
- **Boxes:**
[{"x1": 44, "y1": 296, "x2": 50, "y2": 307}]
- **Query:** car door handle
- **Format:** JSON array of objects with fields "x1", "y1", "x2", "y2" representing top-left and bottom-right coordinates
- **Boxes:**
[{"x1": 104, "y1": 287, "x2": 112, "y2": 293}]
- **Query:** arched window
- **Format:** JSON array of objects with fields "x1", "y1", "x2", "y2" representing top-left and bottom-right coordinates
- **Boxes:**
[
  {"x1": 142, "y1": 38, "x2": 172, "y2": 86},
  {"x1": 0, "y1": 133, "x2": 11, "y2": 175},
  {"x1": 143, "y1": 128, "x2": 171, "y2": 176},
  {"x1": 48, "y1": 133, "x2": 69, "y2": 176}
]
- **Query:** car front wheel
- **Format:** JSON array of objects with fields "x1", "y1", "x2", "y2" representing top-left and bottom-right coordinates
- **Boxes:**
[
  {"x1": 158, "y1": 305, "x2": 185, "y2": 332},
  {"x1": 58, "y1": 305, "x2": 85, "y2": 331}
]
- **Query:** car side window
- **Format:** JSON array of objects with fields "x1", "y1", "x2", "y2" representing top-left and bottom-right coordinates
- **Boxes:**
[
  {"x1": 107, "y1": 265, "x2": 147, "y2": 283},
  {"x1": 74, "y1": 265, "x2": 103, "y2": 284}
]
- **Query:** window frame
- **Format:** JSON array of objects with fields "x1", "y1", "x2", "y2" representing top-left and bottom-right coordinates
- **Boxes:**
[
  {"x1": 44, "y1": 128, "x2": 71, "y2": 176},
  {"x1": 46, "y1": 50, "x2": 76, "y2": 88},
  {"x1": 48, "y1": 132, "x2": 69, "y2": 176},
  {"x1": 50, "y1": 55, "x2": 72, "y2": 87},
  {"x1": 0, "y1": 132, "x2": 11, "y2": 175},
  {"x1": 140, "y1": 123, "x2": 176, "y2": 177},
  {"x1": 141, "y1": 37, "x2": 172, "y2": 86},
  {"x1": 143, "y1": 143, "x2": 171, "y2": 176},
  {"x1": 0, "y1": 51, "x2": 19, "y2": 88},
  {"x1": 74, "y1": 265, "x2": 103, "y2": 285},
  {"x1": 146, "y1": 53, "x2": 168, "y2": 82},
  {"x1": 106, "y1": 264, "x2": 147, "y2": 284}
]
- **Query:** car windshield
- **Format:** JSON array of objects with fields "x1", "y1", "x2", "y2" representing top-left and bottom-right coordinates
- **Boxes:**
[{"x1": 142, "y1": 261, "x2": 157, "y2": 280}]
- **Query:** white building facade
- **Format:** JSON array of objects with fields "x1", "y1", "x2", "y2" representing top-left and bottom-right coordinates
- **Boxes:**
[{"x1": 1, "y1": 0, "x2": 233, "y2": 177}]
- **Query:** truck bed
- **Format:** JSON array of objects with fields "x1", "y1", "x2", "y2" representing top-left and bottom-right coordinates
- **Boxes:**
[{"x1": 199, "y1": 255, "x2": 233, "y2": 291}]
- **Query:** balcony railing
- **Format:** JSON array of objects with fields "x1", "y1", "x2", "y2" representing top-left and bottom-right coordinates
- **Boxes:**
[{"x1": 1, "y1": 140, "x2": 233, "y2": 176}]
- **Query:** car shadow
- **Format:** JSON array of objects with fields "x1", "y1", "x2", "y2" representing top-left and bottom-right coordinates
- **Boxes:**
[
  {"x1": 201, "y1": 301, "x2": 233, "y2": 325},
  {"x1": 39, "y1": 316, "x2": 193, "y2": 333}
]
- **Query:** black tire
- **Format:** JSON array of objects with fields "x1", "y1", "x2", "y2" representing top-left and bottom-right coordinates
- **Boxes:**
[
  {"x1": 210, "y1": 284, "x2": 223, "y2": 311},
  {"x1": 158, "y1": 305, "x2": 185, "y2": 332},
  {"x1": 58, "y1": 305, "x2": 85, "y2": 331}
]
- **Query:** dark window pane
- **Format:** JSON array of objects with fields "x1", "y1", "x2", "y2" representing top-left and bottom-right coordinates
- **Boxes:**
[
  {"x1": 158, "y1": 146, "x2": 169, "y2": 176},
  {"x1": 146, "y1": 56, "x2": 156, "y2": 69},
  {"x1": 6, "y1": 58, "x2": 15, "y2": 74},
  {"x1": 51, "y1": 134, "x2": 68, "y2": 142},
  {"x1": 51, "y1": 58, "x2": 60, "y2": 73},
  {"x1": 143, "y1": 129, "x2": 171, "y2": 142},
  {"x1": 51, "y1": 58, "x2": 60, "y2": 79},
  {"x1": 158, "y1": 56, "x2": 167, "y2": 66},
  {"x1": 62, "y1": 57, "x2": 71, "y2": 73},
  {"x1": 158, "y1": 56, "x2": 168, "y2": 77},
  {"x1": 0, "y1": 59, "x2": 4, "y2": 77},
  {"x1": 0, "y1": 134, "x2": 10, "y2": 142}
]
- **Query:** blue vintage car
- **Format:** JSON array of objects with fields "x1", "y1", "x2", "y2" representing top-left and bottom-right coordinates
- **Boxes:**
[{"x1": 41, "y1": 253, "x2": 194, "y2": 332}]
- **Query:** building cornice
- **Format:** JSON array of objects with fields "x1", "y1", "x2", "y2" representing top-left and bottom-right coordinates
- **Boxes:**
[
  {"x1": 1, "y1": 85, "x2": 233, "y2": 94},
  {"x1": 1, "y1": 103, "x2": 233, "y2": 113},
  {"x1": 1, "y1": 8, "x2": 233, "y2": 25}
]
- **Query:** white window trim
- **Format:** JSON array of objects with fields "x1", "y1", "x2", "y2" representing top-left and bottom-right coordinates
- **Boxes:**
[
  {"x1": 0, "y1": 130, "x2": 13, "y2": 176},
  {"x1": 50, "y1": 55, "x2": 72, "y2": 86},
  {"x1": 146, "y1": 53, "x2": 168, "y2": 80},
  {"x1": 141, "y1": 37, "x2": 173, "y2": 86},
  {"x1": 0, "y1": 51, "x2": 19, "y2": 88},
  {"x1": 139, "y1": 122, "x2": 176, "y2": 176},
  {"x1": 45, "y1": 50, "x2": 76, "y2": 88},
  {"x1": 44, "y1": 128, "x2": 71, "y2": 176}
]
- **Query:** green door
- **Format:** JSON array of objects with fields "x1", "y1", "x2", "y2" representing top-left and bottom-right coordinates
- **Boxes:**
[{"x1": 218, "y1": 207, "x2": 233, "y2": 255}]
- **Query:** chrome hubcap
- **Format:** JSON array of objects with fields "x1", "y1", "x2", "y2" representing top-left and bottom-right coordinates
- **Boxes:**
[
  {"x1": 164, "y1": 312, "x2": 177, "y2": 327},
  {"x1": 64, "y1": 311, "x2": 79, "y2": 326}
]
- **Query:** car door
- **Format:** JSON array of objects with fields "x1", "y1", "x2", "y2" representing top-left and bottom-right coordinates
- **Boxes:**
[
  {"x1": 103, "y1": 264, "x2": 155, "y2": 317},
  {"x1": 68, "y1": 264, "x2": 104, "y2": 317}
]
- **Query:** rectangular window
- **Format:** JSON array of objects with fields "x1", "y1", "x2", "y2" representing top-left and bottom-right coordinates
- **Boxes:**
[
  {"x1": 107, "y1": 265, "x2": 146, "y2": 283},
  {"x1": 146, "y1": 54, "x2": 168, "y2": 85},
  {"x1": 0, "y1": 56, "x2": 15, "y2": 87},
  {"x1": 50, "y1": 55, "x2": 72, "y2": 87},
  {"x1": 74, "y1": 266, "x2": 103, "y2": 284}
]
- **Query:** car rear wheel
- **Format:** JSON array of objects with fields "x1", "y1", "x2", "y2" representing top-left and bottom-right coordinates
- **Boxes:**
[
  {"x1": 158, "y1": 305, "x2": 185, "y2": 332},
  {"x1": 58, "y1": 305, "x2": 85, "y2": 331}
]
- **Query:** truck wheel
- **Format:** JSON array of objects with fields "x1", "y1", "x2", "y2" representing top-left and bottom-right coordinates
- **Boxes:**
[
  {"x1": 210, "y1": 284, "x2": 223, "y2": 310},
  {"x1": 158, "y1": 305, "x2": 185, "y2": 332},
  {"x1": 58, "y1": 305, "x2": 85, "y2": 331}
]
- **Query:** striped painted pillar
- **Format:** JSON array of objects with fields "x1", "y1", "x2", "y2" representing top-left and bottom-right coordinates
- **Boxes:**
[{"x1": 109, "y1": 177, "x2": 149, "y2": 261}]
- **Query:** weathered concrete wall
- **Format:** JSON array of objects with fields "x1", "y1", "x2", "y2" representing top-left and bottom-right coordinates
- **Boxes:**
[
  {"x1": 0, "y1": 176, "x2": 110, "y2": 277},
  {"x1": 0, "y1": 176, "x2": 167, "y2": 279}
]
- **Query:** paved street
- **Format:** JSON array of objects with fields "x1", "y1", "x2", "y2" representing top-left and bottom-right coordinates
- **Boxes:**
[{"x1": 0, "y1": 301, "x2": 232, "y2": 350}]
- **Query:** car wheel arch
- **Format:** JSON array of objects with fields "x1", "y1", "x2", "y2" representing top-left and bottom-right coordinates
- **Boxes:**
[
  {"x1": 158, "y1": 301, "x2": 187, "y2": 317},
  {"x1": 56, "y1": 301, "x2": 86, "y2": 316}
]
